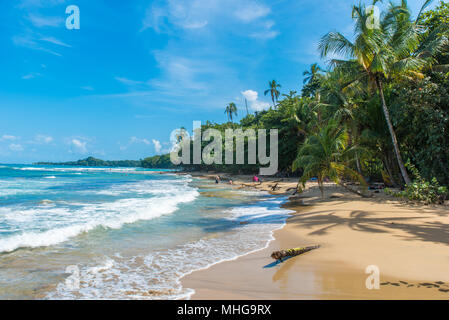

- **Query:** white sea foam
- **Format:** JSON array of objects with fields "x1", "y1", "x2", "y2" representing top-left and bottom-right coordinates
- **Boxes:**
[
  {"x1": 13, "y1": 167, "x2": 140, "y2": 173},
  {"x1": 48, "y1": 197, "x2": 293, "y2": 300},
  {"x1": 93, "y1": 178, "x2": 193, "y2": 196},
  {"x1": 0, "y1": 178, "x2": 62, "y2": 197},
  {"x1": 0, "y1": 179, "x2": 199, "y2": 253}
]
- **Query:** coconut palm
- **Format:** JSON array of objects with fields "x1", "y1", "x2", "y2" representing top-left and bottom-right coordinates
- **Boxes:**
[
  {"x1": 318, "y1": 0, "x2": 447, "y2": 185},
  {"x1": 292, "y1": 119, "x2": 368, "y2": 198},
  {"x1": 224, "y1": 102, "x2": 238, "y2": 122},
  {"x1": 303, "y1": 63, "x2": 324, "y2": 85},
  {"x1": 264, "y1": 80, "x2": 281, "y2": 108}
]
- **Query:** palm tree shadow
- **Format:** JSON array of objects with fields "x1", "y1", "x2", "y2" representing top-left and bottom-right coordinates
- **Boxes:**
[{"x1": 292, "y1": 208, "x2": 449, "y2": 246}]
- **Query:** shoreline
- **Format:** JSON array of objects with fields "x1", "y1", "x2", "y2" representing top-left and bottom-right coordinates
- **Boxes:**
[{"x1": 180, "y1": 172, "x2": 449, "y2": 299}]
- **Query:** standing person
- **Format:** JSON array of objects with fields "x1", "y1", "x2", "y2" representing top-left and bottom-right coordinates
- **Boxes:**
[{"x1": 215, "y1": 176, "x2": 220, "y2": 184}]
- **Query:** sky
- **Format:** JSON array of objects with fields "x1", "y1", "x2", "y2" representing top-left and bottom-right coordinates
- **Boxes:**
[{"x1": 0, "y1": 0, "x2": 437, "y2": 163}]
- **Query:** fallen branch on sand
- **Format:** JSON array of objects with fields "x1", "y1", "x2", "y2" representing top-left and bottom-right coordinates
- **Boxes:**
[
  {"x1": 271, "y1": 245, "x2": 320, "y2": 262},
  {"x1": 339, "y1": 182, "x2": 373, "y2": 198}
]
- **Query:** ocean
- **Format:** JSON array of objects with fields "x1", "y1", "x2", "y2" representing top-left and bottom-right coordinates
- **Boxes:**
[{"x1": 0, "y1": 164, "x2": 292, "y2": 299}]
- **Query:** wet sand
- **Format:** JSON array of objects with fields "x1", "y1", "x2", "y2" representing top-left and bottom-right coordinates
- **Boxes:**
[{"x1": 181, "y1": 175, "x2": 449, "y2": 299}]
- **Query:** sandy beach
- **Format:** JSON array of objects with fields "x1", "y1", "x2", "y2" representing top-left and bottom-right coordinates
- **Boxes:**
[{"x1": 181, "y1": 173, "x2": 449, "y2": 299}]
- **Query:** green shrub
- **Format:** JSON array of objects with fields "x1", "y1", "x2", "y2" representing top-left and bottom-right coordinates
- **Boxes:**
[{"x1": 385, "y1": 161, "x2": 448, "y2": 204}]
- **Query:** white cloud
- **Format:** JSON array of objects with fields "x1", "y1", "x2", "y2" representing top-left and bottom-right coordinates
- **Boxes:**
[
  {"x1": 250, "y1": 30, "x2": 279, "y2": 40},
  {"x1": 141, "y1": 0, "x2": 277, "y2": 38},
  {"x1": 22, "y1": 73, "x2": 42, "y2": 80},
  {"x1": 141, "y1": 0, "x2": 216, "y2": 32},
  {"x1": 1, "y1": 135, "x2": 18, "y2": 141},
  {"x1": 71, "y1": 139, "x2": 87, "y2": 153},
  {"x1": 40, "y1": 36, "x2": 71, "y2": 47},
  {"x1": 34, "y1": 134, "x2": 53, "y2": 144},
  {"x1": 241, "y1": 89, "x2": 270, "y2": 111},
  {"x1": 241, "y1": 89, "x2": 258, "y2": 102},
  {"x1": 183, "y1": 21, "x2": 208, "y2": 29},
  {"x1": 18, "y1": 0, "x2": 65, "y2": 8},
  {"x1": 152, "y1": 139, "x2": 162, "y2": 153},
  {"x1": 234, "y1": 2, "x2": 270, "y2": 22},
  {"x1": 9, "y1": 144, "x2": 24, "y2": 152},
  {"x1": 27, "y1": 14, "x2": 64, "y2": 27},
  {"x1": 148, "y1": 53, "x2": 210, "y2": 93},
  {"x1": 130, "y1": 137, "x2": 151, "y2": 145},
  {"x1": 119, "y1": 137, "x2": 153, "y2": 151},
  {"x1": 13, "y1": 35, "x2": 62, "y2": 56},
  {"x1": 115, "y1": 77, "x2": 144, "y2": 86}
]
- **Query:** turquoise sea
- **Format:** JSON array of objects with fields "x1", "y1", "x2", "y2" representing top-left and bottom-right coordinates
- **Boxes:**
[{"x1": 0, "y1": 164, "x2": 291, "y2": 299}]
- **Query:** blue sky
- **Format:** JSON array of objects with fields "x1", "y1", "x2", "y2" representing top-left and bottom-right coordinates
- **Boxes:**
[{"x1": 0, "y1": 0, "x2": 436, "y2": 163}]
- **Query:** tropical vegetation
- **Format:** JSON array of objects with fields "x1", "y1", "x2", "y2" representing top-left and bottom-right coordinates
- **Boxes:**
[
  {"x1": 176, "y1": 1, "x2": 448, "y2": 203},
  {"x1": 35, "y1": 157, "x2": 142, "y2": 168}
]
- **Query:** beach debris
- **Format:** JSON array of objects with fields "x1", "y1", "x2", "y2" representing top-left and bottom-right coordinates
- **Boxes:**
[
  {"x1": 270, "y1": 245, "x2": 320, "y2": 262},
  {"x1": 382, "y1": 280, "x2": 449, "y2": 292},
  {"x1": 390, "y1": 282, "x2": 400, "y2": 286},
  {"x1": 419, "y1": 282, "x2": 435, "y2": 287}
]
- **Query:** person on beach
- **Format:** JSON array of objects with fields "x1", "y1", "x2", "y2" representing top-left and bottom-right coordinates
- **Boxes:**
[
  {"x1": 215, "y1": 176, "x2": 220, "y2": 184},
  {"x1": 253, "y1": 175, "x2": 259, "y2": 183},
  {"x1": 229, "y1": 179, "x2": 233, "y2": 185}
]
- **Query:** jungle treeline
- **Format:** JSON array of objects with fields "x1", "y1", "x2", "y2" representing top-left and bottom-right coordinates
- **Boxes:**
[{"x1": 173, "y1": 1, "x2": 449, "y2": 194}]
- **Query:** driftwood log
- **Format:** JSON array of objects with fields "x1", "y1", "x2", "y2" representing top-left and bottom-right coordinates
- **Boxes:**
[{"x1": 271, "y1": 245, "x2": 320, "y2": 262}]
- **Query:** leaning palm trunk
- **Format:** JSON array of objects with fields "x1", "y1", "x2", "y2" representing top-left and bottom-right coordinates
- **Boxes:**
[
  {"x1": 355, "y1": 153, "x2": 362, "y2": 175},
  {"x1": 376, "y1": 78, "x2": 412, "y2": 185},
  {"x1": 271, "y1": 245, "x2": 320, "y2": 262}
]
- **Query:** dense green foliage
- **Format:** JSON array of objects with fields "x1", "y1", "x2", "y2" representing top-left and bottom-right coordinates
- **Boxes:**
[
  {"x1": 37, "y1": 155, "x2": 176, "y2": 169},
  {"x1": 35, "y1": 157, "x2": 142, "y2": 167},
  {"x1": 264, "y1": 80, "x2": 282, "y2": 108},
  {"x1": 141, "y1": 154, "x2": 175, "y2": 169},
  {"x1": 386, "y1": 161, "x2": 448, "y2": 204},
  {"x1": 293, "y1": 119, "x2": 368, "y2": 197},
  {"x1": 176, "y1": 1, "x2": 449, "y2": 203},
  {"x1": 224, "y1": 103, "x2": 238, "y2": 122}
]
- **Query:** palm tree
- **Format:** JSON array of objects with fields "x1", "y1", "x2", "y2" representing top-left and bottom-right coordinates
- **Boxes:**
[
  {"x1": 264, "y1": 80, "x2": 281, "y2": 108},
  {"x1": 303, "y1": 63, "x2": 324, "y2": 85},
  {"x1": 318, "y1": 0, "x2": 446, "y2": 185},
  {"x1": 292, "y1": 119, "x2": 368, "y2": 198},
  {"x1": 224, "y1": 102, "x2": 238, "y2": 122}
]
